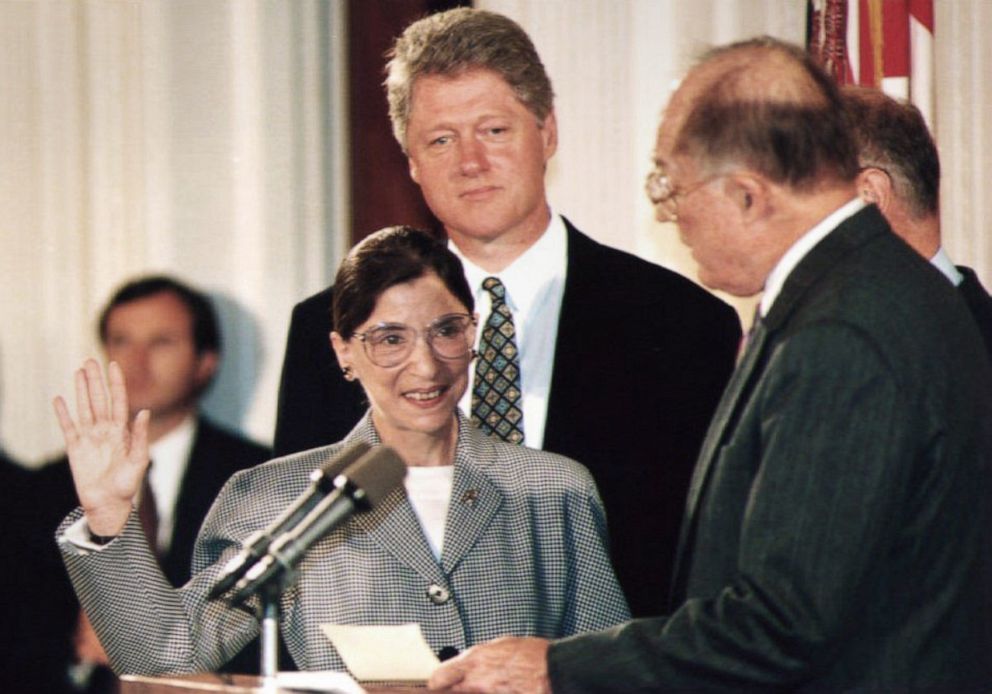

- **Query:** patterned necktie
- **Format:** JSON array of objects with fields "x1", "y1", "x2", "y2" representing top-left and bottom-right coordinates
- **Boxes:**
[{"x1": 471, "y1": 277, "x2": 525, "y2": 444}]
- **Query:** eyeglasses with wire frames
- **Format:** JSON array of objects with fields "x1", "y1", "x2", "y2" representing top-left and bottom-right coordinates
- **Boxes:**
[
  {"x1": 645, "y1": 161, "x2": 724, "y2": 223},
  {"x1": 351, "y1": 312, "x2": 477, "y2": 368}
]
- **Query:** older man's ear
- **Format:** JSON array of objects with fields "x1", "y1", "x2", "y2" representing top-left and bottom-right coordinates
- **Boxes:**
[
  {"x1": 726, "y1": 171, "x2": 770, "y2": 225},
  {"x1": 856, "y1": 166, "x2": 893, "y2": 212}
]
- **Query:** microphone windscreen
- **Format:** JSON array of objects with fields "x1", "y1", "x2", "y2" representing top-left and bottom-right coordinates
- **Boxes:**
[
  {"x1": 345, "y1": 446, "x2": 407, "y2": 507},
  {"x1": 312, "y1": 440, "x2": 372, "y2": 491}
]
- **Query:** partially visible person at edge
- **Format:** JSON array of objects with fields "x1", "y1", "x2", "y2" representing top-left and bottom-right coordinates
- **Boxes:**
[
  {"x1": 51, "y1": 227, "x2": 629, "y2": 677},
  {"x1": 2, "y1": 446, "x2": 75, "y2": 693},
  {"x1": 428, "y1": 36, "x2": 992, "y2": 693},
  {"x1": 842, "y1": 84, "x2": 992, "y2": 357},
  {"x1": 34, "y1": 275, "x2": 272, "y2": 692},
  {"x1": 274, "y1": 7, "x2": 741, "y2": 619}
]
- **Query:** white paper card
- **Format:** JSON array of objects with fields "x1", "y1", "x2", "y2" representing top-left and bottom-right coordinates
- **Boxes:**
[
  {"x1": 320, "y1": 623, "x2": 440, "y2": 682},
  {"x1": 274, "y1": 670, "x2": 366, "y2": 693}
]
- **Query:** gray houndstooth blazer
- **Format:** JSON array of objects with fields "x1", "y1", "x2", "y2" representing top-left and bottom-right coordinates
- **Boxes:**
[{"x1": 58, "y1": 411, "x2": 630, "y2": 676}]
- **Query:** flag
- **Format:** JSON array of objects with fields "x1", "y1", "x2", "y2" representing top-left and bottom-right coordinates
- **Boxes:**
[{"x1": 807, "y1": 0, "x2": 935, "y2": 129}]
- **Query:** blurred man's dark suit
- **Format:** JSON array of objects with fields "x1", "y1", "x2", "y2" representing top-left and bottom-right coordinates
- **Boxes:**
[{"x1": 274, "y1": 220, "x2": 742, "y2": 616}]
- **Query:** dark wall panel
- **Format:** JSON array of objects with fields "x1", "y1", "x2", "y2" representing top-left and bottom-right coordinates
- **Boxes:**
[{"x1": 347, "y1": 0, "x2": 468, "y2": 244}]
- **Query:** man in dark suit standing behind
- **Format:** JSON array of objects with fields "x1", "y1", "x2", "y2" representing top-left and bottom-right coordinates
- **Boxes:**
[
  {"x1": 35, "y1": 276, "x2": 271, "y2": 692},
  {"x1": 275, "y1": 8, "x2": 741, "y2": 618},
  {"x1": 842, "y1": 84, "x2": 992, "y2": 356},
  {"x1": 429, "y1": 37, "x2": 992, "y2": 693}
]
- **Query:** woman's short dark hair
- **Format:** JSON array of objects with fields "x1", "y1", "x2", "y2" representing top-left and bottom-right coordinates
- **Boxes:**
[{"x1": 333, "y1": 226, "x2": 473, "y2": 338}]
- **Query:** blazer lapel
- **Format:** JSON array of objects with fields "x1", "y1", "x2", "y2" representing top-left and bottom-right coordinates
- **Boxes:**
[
  {"x1": 680, "y1": 320, "x2": 770, "y2": 534},
  {"x1": 673, "y1": 205, "x2": 890, "y2": 592},
  {"x1": 342, "y1": 414, "x2": 444, "y2": 582},
  {"x1": 684, "y1": 205, "x2": 888, "y2": 521},
  {"x1": 440, "y1": 461, "x2": 502, "y2": 574},
  {"x1": 346, "y1": 413, "x2": 503, "y2": 581},
  {"x1": 352, "y1": 488, "x2": 446, "y2": 582},
  {"x1": 544, "y1": 221, "x2": 607, "y2": 450}
]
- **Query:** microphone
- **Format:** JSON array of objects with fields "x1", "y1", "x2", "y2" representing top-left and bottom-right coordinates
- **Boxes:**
[
  {"x1": 207, "y1": 441, "x2": 372, "y2": 600},
  {"x1": 228, "y1": 445, "x2": 406, "y2": 606}
]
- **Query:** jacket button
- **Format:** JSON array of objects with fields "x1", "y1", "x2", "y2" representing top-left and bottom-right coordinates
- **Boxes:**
[
  {"x1": 427, "y1": 584, "x2": 450, "y2": 604},
  {"x1": 438, "y1": 646, "x2": 459, "y2": 661}
]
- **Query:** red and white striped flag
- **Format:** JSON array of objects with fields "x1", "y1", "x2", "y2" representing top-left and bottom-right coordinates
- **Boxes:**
[{"x1": 807, "y1": 0, "x2": 935, "y2": 129}]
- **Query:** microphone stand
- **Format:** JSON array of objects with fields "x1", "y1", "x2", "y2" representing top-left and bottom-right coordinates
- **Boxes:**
[
  {"x1": 255, "y1": 568, "x2": 296, "y2": 687},
  {"x1": 223, "y1": 446, "x2": 405, "y2": 686},
  {"x1": 259, "y1": 582, "x2": 280, "y2": 680}
]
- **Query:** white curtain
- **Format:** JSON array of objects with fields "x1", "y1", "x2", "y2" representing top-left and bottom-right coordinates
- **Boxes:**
[
  {"x1": 936, "y1": 2, "x2": 992, "y2": 279},
  {"x1": 483, "y1": 0, "x2": 992, "y2": 322},
  {"x1": 0, "y1": 0, "x2": 347, "y2": 463},
  {"x1": 1, "y1": 0, "x2": 988, "y2": 464}
]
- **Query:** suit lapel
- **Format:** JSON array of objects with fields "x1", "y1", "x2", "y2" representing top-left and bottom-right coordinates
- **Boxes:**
[
  {"x1": 440, "y1": 460, "x2": 502, "y2": 574},
  {"x1": 352, "y1": 488, "x2": 447, "y2": 582},
  {"x1": 673, "y1": 205, "x2": 890, "y2": 590},
  {"x1": 678, "y1": 320, "x2": 770, "y2": 548},
  {"x1": 670, "y1": 322, "x2": 769, "y2": 601},
  {"x1": 335, "y1": 413, "x2": 448, "y2": 582},
  {"x1": 544, "y1": 221, "x2": 599, "y2": 450},
  {"x1": 163, "y1": 419, "x2": 211, "y2": 583},
  {"x1": 347, "y1": 414, "x2": 503, "y2": 581}
]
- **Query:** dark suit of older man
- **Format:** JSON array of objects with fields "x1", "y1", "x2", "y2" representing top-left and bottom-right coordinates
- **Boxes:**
[
  {"x1": 548, "y1": 205, "x2": 992, "y2": 691},
  {"x1": 958, "y1": 265, "x2": 992, "y2": 358}
]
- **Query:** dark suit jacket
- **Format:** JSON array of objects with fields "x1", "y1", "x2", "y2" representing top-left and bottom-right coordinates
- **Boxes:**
[
  {"x1": 274, "y1": 220, "x2": 742, "y2": 616},
  {"x1": 548, "y1": 205, "x2": 992, "y2": 691},
  {"x1": 3, "y1": 451, "x2": 78, "y2": 693},
  {"x1": 958, "y1": 264, "x2": 992, "y2": 360},
  {"x1": 30, "y1": 416, "x2": 271, "y2": 692}
]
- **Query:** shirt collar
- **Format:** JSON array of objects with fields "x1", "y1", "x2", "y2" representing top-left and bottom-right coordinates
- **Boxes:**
[
  {"x1": 760, "y1": 197, "x2": 866, "y2": 317},
  {"x1": 451, "y1": 212, "x2": 567, "y2": 315},
  {"x1": 929, "y1": 246, "x2": 963, "y2": 286},
  {"x1": 149, "y1": 414, "x2": 197, "y2": 480}
]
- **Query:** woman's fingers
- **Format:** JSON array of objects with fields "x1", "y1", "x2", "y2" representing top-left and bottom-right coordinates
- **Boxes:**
[
  {"x1": 83, "y1": 358, "x2": 109, "y2": 422},
  {"x1": 129, "y1": 409, "x2": 150, "y2": 469},
  {"x1": 74, "y1": 366, "x2": 94, "y2": 427},
  {"x1": 52, "y1": 395, "x2": 79, "y2": 447},
  {"x1": 107, "y1": 361, "x2": 130, "y2": 427}
]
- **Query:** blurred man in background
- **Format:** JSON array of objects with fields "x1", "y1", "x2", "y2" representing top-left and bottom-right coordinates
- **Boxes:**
[
  {"x1": 34, "y1": 275, "x2": 271, "y2": 693},
  {"x1": 843, "y1": 84, "x2": 992, "y2": 356}
]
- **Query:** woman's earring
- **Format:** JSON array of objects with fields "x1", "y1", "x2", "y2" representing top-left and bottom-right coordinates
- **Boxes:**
[
  {"x1": 341, "y1": 366, "x2": 355, "y2": 381},
  {"x1": 470, "y1": 348, "x2": 479, "y2": 360}
]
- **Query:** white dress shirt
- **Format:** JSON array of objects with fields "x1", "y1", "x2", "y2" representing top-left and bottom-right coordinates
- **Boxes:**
[
  {"x1": 452, "y1": 212, "x2": 568, "y2": 448},
  {"x1": 403, "y1": 465, "x2": 454, "y2": 561},
  {"x1": 930, "y1": 246, "x2": 964, "y2": 286},
  {"x1": 761, "y1": 198, "x2": 867, "y2": 316}
]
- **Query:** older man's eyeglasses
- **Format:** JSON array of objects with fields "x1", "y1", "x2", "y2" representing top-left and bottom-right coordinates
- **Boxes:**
[
  {"x1": 645, "y1": 162, "x2": 722, "y2": 223},
  {"x1": 352, "y1": 313, "x2": 477, "y2": 368}
]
